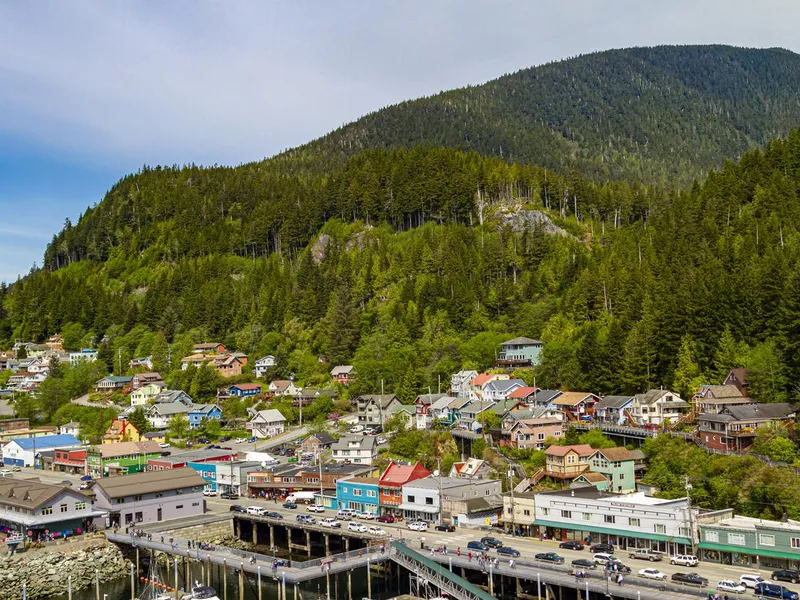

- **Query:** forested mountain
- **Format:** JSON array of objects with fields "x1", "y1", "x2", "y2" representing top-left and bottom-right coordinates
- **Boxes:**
[{"x1": 284, "y1": 45, "x2": 800, "y2": 185}]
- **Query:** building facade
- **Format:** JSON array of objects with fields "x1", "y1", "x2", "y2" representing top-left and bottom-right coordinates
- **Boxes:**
[
  {"x1": 336, "y1": 476, "x2": 380, "y2": 515},
  {"x1": 699, "y1": 515, "x2": 800, "y2": 570}
]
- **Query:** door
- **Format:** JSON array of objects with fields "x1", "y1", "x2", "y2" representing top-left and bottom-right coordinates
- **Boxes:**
[{"x1": 157, "y1": 507, "x2": 162, "y2": 522}]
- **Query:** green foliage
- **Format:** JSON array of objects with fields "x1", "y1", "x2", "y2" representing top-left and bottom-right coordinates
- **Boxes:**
[
  {"x1": 127, "y1": 407, "x2": 151, "y2": 435},
  {"x1": 577, "y1": 429, "x2": 617, "y2": 449},
  {"x1": 168, "y1": 414, "x2": 189, "y2": 439},
  {"x1": 189, "y1": 364, "x2": 220, "y2": 400}
]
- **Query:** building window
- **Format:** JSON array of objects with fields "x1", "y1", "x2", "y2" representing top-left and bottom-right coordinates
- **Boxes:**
[
  {"x1": 728, "y1": 533, "x2": 746, "y2": 546},
  {"x1": 561, "y1": 510, "x2": 572, "y2": 519},
  {"x1": 654, "y1": 524, "x2": 666, "y2": 534},
  {"x1": 176, "y1": 505, "x2": 183, "y2": 510},
  {"x1": 604, "y1": 515, "x2": 615, "y2": 524},
  {"x1": 629, "y1": 518, "x2": 640, "y2": 527},
  {"x1": 115, "y1": 498, "x2": 125, "y2": 504},
  {"x1": 60, "y1": 503, "x2": 68, "y2": 513},
  {"x1": 792, "y1": 538, "x2": 800, "y2": 549},
  {"x1": 41, "y1": 506, "x2": 53, "y2": 515},
  {"x1": 541, "y1": 508, "x2": 550, "y2": 516},
  {"x1": 705, "y1": 530, "x2": 719, "y2": 543},
  {"x1": 155, "y1": 492, "x2": 163, "y2": 498},
  {"x1": 408, "y1": 495, "x2": 415, "y2": 503},
  {"x1": 583, "y1": 512, "x2": 591, "y2": 521},
  {"x1": 353, "y1": 489, "x2": 362, "y2": 497},
  {"x1": 367, "y1": 490, "x2": 376, "y2": 498},
  {"x1": 125, "y1": 513, "x2": 133, "y2": 524},
  {"x1": 135, "y1": 512, "x2": 143, "y2": 522},
  {"x1": 759, "y1": 534, "x2": 775, "y2": 547},
  {"x1": 426, "y1": 497, "x2": 434, "y2": 505},
  {"x1": 75, "y1": 502, "x2": 86, "y2": 511}
]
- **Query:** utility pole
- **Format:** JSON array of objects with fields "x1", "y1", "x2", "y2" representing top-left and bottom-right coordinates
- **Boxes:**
[
  {"x1": 508, "y1": 468, "x2": 516, "y2": 535},
  {"x1": 379, "y1": 380, "x2": 385, "y2": 428},
  {"x1": 684, "y1": 476, "x2": 696, "y2": 555},
  {"x1": 318, "y1": 452, "x2": 324, "y2": 505},
  {"x1": 437, "y1": 457, "x2": 443, "y2": 526}
]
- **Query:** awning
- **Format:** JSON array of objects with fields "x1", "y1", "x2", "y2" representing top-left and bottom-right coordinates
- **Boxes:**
[
  {"x1": 699, "y1": 542, "x2": 800, "y2": 561},
  {"x1": 399, "y1": 503, "x2": 439, "y2": 514},
  {"x1": 534, "y1": 519, "x2": 691, "y2": 545}
]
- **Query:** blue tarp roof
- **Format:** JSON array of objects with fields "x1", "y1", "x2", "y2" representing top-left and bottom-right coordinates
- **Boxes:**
[{"x1": 11, "y1": 434, "x2": 82, "y2": 450}]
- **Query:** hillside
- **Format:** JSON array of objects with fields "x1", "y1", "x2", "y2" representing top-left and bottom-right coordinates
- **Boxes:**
[{"x1": 282, "y1": 45, "x2": 800, "y2": 185}]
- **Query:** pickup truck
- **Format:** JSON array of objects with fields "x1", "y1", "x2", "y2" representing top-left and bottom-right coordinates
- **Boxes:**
[{"x1": 628, "y1": 548, "x2": 663, "y2": 561}]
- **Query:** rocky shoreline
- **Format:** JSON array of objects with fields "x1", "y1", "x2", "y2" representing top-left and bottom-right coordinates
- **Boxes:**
[{"x1": 0, "y1": 541, "x2": 130, "y2": 600}]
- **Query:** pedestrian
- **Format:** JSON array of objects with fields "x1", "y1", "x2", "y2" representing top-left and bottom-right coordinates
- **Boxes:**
[
  {"x1": 468, "y1": 551, "x2": 472, "y2": 561},
  {"x1": 617, "y1": 574, "x2": 623, "y2": 586},
  {"x1": 457, "y1": 547, "x2": 461, "y2": 557}
]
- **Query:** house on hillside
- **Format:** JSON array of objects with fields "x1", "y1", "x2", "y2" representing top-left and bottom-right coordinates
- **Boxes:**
[
  {"x1": 228, "y1": 383, "x2": 263, "y2": 398},
  {"x1": 585, "y1": 447, "x2": 637, "y2": 493},
  {"x1": 357, "y1": 394, "x2": 402, "y2": 426},
  {"x1": 95, "y1": 375, "x2": 133, "y2": 392},
  {"x1": 695, "y1": 385, "x2": 752, "y2": 414},
  {"x1": 448, "y1": 458, "x2": 492, "y2": 480},
  {"x1": 300, "y1": 432, "x2": 336, "y2": 455},
  {"x1": 543, "y1": 444, "x2": 595, "y2": 479},
  {"x1": 247, "y1": 409, "x2": 287, "y2": 438},
  {"x1": 723, "y1": 368, "x2": 750, "y2": 397},
  {"x1": 698, "y1": 403, "x2": 799, "y2": 453},
  {"x1": 468, "y1": 373, "x2": 509, "y2": 401},
  {"x1": 496, "y1": 337, "x2": 544, "y2": 367},
  {"x1": 388, "y1": 405, "x2": 415, "y2": 430},
  {"x1": 187, "y1": 404, "x2": 222, "y2": 429},
  {"x1": 103, "y1": 419, "x2": 141, "y2": 444},
  {"x1": 450, "y1": 370, "x2": 478, "y2": 398},
  {"x1": 413, "y1": 393, "x2": 448, "y2": 430},
  {"x1": 458, "y1": 399, "x2": 497, "y2": 431},
  {"x1": 214, "y1": 353, "x2": 247, "y2": 378},
  {"x1": 595, "y1": 395, "x2": 635, "y2": 425},
  {"x1": 293, "y1": 388, "x2": 337, "y2": 407},
  {"x1": 128, "y1": 356, "x2": 153, "y2": 370},
  {"x1": 506, "y1": 412, "x2": 564, "y2": 450},
  {"x1": 632, "y1": 389, "x2": 688, "y2": 426},
  {"x1": 69, "y1": 349, "x2": 98, "y2": 365},
  {"x1": 434, "y1": 396, "x2": 471, "y2": 427},
  {"x1": 153, "y1": 390, "x2": 193, "y2": 406},
  {"x1": 528, "y1": 389, "x2": 563, "y2": 407},
  {"x1": 268, "y1": 380, "x2": 301, "y2": 397},
  {"x1": 254, "y1": 355, "x2": 277, "y2": 378},
  {"x1": 331, "y1": 435, "x2": 378, "y2": 465},
  {"x1": 131, "y1": 372, "x2": 164, "y2": 390},
  {"x1": 330, "y1": 365, "x2": 356, "y2": 386},
  {"x1": 549, "y1": 392, "x2": 600, "y2": 421},
  {"x1": 59, "y1": 421, "x2": 81, "y2": 437},
  {"x1": 192, "y1": 343, "x2": 226, "y2": 355},
  {"x1": 483, "y1": 378, "x2": 527, "y2": 403},
  {"x1": 130, "y1": 382, "x2": 167, "y2": 406},
  {"x1": 507, "y1": 386, "x2": 541, "y2": 403},
  {"x1": 378, "y1": 461, "x2": 431, "y2": 517},
  {"x1": 145, "y1": 402, "x2": 191, "y2": 430}
]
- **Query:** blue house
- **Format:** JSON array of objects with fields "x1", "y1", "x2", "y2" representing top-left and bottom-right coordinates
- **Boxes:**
[
  {"x1": 188, "y1": 461, "x2": 218, "y2": 492},
  {"x1": 188, "y1": 404, "x2": 223, "y2": 429},
  {"x1": 228, "y1": 383, "x2": 263, "y2": 398},
  {"x1": 335, "y1": 476, "x2": 380, "y2": 515}
]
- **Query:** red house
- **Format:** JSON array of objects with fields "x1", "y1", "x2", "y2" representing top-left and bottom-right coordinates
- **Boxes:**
[
  {"x1": 378, "y1": 461, "x2": 431, "y2": 517},
  {"x1": 53, "y1": 448, "x2": 87, "y2": 475},
  {"x1": 330, "y1": 365, "x2": 356, "y2": 386}
]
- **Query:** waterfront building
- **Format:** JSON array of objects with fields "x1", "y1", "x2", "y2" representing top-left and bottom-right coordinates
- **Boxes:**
[{"x1": 2, "y1": 434, "x2": 83, "y2": 468}]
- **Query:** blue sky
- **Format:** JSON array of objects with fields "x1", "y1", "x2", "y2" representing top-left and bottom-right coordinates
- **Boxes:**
[{"x1": 2, "y1": 0, "x2": 800, "y2": 283}]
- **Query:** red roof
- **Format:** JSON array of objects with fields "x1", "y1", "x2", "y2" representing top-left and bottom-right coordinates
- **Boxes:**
[
  {"x1": 545, "y1": 444, "x2": 595, "y2": 457},
  {"x1": 508, "y1": 386, "x2": 539, "y2": 399},
  {"x1": 379, "y1": 461, "x2": 431, "y2": 486},
  {"x1": 234, "y1": 383, "x2": 262, "y2": 390},
  {"x1": 471, "y1": 374, "x2": 494, "y2": 387}
]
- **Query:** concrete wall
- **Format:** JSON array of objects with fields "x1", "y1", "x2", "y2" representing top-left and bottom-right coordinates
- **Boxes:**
[{"x1": 163, "y1": 519, "x2": 234, "y2": 541}]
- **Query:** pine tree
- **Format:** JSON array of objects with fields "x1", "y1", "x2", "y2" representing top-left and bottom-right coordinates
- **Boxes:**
[
  {"x1": 325, "y1": 285, "x2": 359, "y2": 366},
  {"x1": 151, "y1": 331, "x2": 169, "y2": 374},
  {"x1": 712, "y1": 326, "x2": 742, "y2": 382},
  {"x1": 672, "y1": 334, "x2": 704, "y2": 400}
]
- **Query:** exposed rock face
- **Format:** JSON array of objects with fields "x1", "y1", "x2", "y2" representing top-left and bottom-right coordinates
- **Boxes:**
[
  {"x1": 493, "y1": 207, "x2": 573, "y2": 237},
  {"x1": 0, "y1": 541, "x2": 130, "y2": 600}
]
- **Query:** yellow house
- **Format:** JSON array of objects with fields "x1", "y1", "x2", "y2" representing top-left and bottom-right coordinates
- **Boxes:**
[
  {"x1": 143, "y1": 430, "x2": 167, "y2": 444},
  {"x1": 102, "y1": 419, "x2": 141, "y2": 444}
]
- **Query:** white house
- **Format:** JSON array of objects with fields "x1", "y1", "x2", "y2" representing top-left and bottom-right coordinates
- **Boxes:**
[
  {"x1": 482, "y1": 378, "x2": 527, "y2": 402},
  {"x1": 534, "y1": 488, "x2": 695, "y2": 555},
  {"x1": 458, "y1": 399, "x2": 497, "y2": 430},
  {"x1": 400, "y1": 475, "x2": 503, "y2": 524},
  {"x1": 69, "y1": 349, "x2": 98, "y2": 365},
  {"x1": 153, "y1": 390, "x2": 193, "y2": 406},
  {"x1": 268, "y1": 380, "x2": 301, "y2": 397},
  {"x1": 254, "y1": 356, "x2": 277, "y2": 378},
  {"x1": 247, "y1": 409, "x2": 287, "y2": 438},
  {"x1": 331, "y1": 435, "x2": 378, "y2": 465},
  {"x1": 145, "y1": 402, "x2": 190, "y2": 429},
  {"x1": 450, "y1": 370, "x2": 478, "y2": 398},
  {"x1": 2, "y1": 434, "x2": 83, "y2": 467},
  {"x1": 632, "y1": 389, "x2": 688, "y2": 426},
  {"x1": 58, "y1": 421, "x2": 81, "y2": 437},
  {"x1": 129, "y1": 382, "x2": 166, "y2": 407}
]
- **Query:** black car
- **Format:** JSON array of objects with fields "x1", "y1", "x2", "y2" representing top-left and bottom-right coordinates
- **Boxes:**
[
  {"x1": 590, "y1": 543, "x2": 614, "y2": 554},
  {"x1": 559, "y1": 541, "x2": 585, "y2": 551},
  {"x1": 283, "y1": 502, "x2": 298, "y2": 509},
  {"x1": 198, "y1": 437, "x2": 210, "y2": 444},
  {"x1": 266, "y1": 511, "x2": 284, "y2": 519},
  {"x1": 571, "y1": 559, "x2": 597, "y2": 570},
  {"x1": 773, "y1": 570, "x2": 800, "y2": 585},
  {"x1": 467, "y1": 541, "x2": 490, "y2": 552},
  {"x1": 481, "y1": 536, "x2": 503, "y2": 549},
  {"x1": 220, "y1": 492, "x2": 239, "y2": 500},
  {"x1": 435, "y1": 523, "x2": 456, "y2": 532},
  {"x1": 219, "y1": 435, "x2": 232, "y2": 442},
  {"x1": 671, "y1": 573, "x2": 709, "y2": 587},
  {"x1": 229, "y1": 505, "x2": 247, "y2": 513},
  {"x1": 535, "y1": 552, "x2": 565, "y2": 564},
  {"x1": 497, "y1": 547, "x2": 520, "y2": 557},
  {"x1": 611, "y1": 562, "x2": 632, "y2": 574}
]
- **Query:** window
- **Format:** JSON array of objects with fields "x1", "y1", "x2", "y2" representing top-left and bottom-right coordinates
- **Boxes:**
[
  {"x1": 728, "y1": 533, "x2": 746, "y2": 546},
  {"x1": 523, "y1": 509, "x2": 531, "y2": 516},
  {"x1": 567, "y1": 455, "x2": 576, "y2": 464},
  {"x1": 176, "y1": 505, "x2": 183, "y2": 510},
  {"x1": 426, "y1": 497, "x2": 434, "y2": 505},
  {"x1": 353, "y1": 489, "x2": 362, "y2": 497},
  {"x1": 537, "y1": 433, "x2": 545, "y2": 440},
  {"x1": 342, "y1": 487, "x2": 348, "y2": 494},
  {"x1": 654, "y1": 524, "x2": 666, "y2": 534},
  {"x1": 758, "y1": 534, "x2": 775, "y2": 547},
  {"x1": 705, "y1": 530, "x2": 719, "y2": 543},
  {"x1": 367, "y1": 490, "x2": 376, "y2": 498},
  {"x1": 155, "y1": 492, "x2": 163, "y2": 498},
  {"x1": 192, "y1": 503, "x2": 200, "y2": 507},
  {"x1": 628, "y1": 518, "x2": 640, "y2": 527},
  {"x1": 115, "y1": 498, "x2": 126, "y2": 504},
  {"x1": 619, "y1": 474, "x2": 625, "y2": 480},
  {"x1": 604, "y1": 515, "x2": 615, "y2": 524},
  {"x1": 41, "y1": 506, "x2": 53, "y2": 515},
  {"x1": 135, "y1": 512, "x2": 143, "y2": 522},
  {"x1": 125, "y1": 513, "x2": 133, "y2": 524},
  {"x1": 792, "y1": 538, "x2": 800, "y2": 550},
  {"x1": 561, "y1": 510, "x2": 572, "y2": 519},
  {"x1": 408, "y1": 495, "x2": 415, "y2": 503},
  {"x1": 134, "y1": 495, "x2": 143, "y2": 501},
  {"x1": 541, "y1": 508, "x2": 550, "y2": 516},
  {"x1": 583, "y1": 512, "x2": 592, "y2": 521}
]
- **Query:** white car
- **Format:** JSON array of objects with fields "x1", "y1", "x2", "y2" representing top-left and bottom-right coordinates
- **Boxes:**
[
  {"x1": 670, "y1": 554, "x2": 699, "y2": 567},
  {"x1": 336, "y1": 510, "x2": 354, "y2": 520},
  {"x1": 247, "y1": 506, "x2": 268, "y2": 516},
  {"x1": 307, "y1": 504, "x2": 325, "y2": 513},
  {"x1": 360, "y1": 512, "x2": 375, "y2": 520},
  {"x1": 159, "y1": 442, "x2": 170, "y2": 448},
  {"x1": 638, "y1": 568, "x2": 666, "y2": 581},
  {"x1": 593, "y1": 553, "x2": 615, "y2": 565},
  {"x1": 202, "y1": 489, "x2": 216, "y2": 497},
  {"x1": 348, "y1": 522, "x2": 368, "y2": 533},
  {"x1": 368, "y1": 526, "x2": 387, "y2": 536},
  {"x1": 0, "y1": 470, "x2": 13, "y2": 477},
  {"x1": 376, "y1": 437, "x2": 387, "y2": 444},
  {"x1": 739, "y1": 575, "x2": 765, "y2": 589},
  {"x1": 320, "y1": 518, "x2": 341, "y2": 528},
  {"x1": 717, "y1": 581, "x2": 746, "y2": 594},
  {"x1": 349, "y1": 425, "x2": 364, "y2": 434},
  {"x1": 350, "y1": 510, "x2": 363, "y2": 519},
  {"x1": 408, "y1": 521, "x2": 429, "y2": 531}
]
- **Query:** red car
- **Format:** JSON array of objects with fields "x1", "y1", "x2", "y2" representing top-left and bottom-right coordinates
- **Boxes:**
[{"x1": 375, "y1": 515, "x2": 397, "y2": 523}]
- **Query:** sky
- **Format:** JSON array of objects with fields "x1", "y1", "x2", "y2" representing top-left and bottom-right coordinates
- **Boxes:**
[{"x1": 1, "y1": 0, "x2": 799, "y2": 283}]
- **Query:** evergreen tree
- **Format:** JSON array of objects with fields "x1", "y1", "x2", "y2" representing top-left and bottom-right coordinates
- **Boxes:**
[
  {"x1": 325, "y1": 285, "x2": 359, "y2": 366},
  {"x1": 712, "y1": 326, "x2": 743, "y2": 382},
  {"x1": 151, "y1": 331, "x2": 169, "y2": 374},
  {"x1": 128, "y1": 407, "x2": 151, "y2": 434},
  {"x1": 190, "y1": 364, "x2": 220, "y2": 400},
  {"x1": 672, "y1": 334, "x2": 705, "y2": 400}
]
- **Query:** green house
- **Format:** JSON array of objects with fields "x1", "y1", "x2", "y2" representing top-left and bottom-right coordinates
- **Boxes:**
[
  {"x1": 586, "y1": 447, "x2": 637, "y2": 493},
  {"x1": 87, "y1": 441, "x2": 163, "y2": 478},
  {"x1": 700, "y1": 516, "x2": 800, "y2": 569}
]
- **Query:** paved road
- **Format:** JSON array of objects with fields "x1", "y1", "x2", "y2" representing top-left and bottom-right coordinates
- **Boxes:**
[
  {"x1": 202, "y1": 498, "x2": 779, "y2": 594},
  {"x1": 254, "y1": 426, "x2": 310, "y2": 452}
]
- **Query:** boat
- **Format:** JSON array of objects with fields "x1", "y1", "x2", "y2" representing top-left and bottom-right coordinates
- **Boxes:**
[
  {"x1": 190, "y1": 582, "x2": 221, "y2": 600},
  {"x1": 136, "y1": 552, "x2": 178, "y2": 600}
]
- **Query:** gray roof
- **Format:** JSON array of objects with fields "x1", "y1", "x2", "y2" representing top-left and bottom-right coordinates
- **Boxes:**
[
  {"x1": 358, "y1": 394, "x2": 399, "y2": 409},
  {"x1": 153, "y1": 449, "x2": 235, "y2": 465},
  {"x1": 415, "y1": 393, "x2": 447, "y2": 405},
  {"x1": 505, "y1": 407, "x2": 556, "y2": 422},
  {"x1": 484, "y1": 379, "x2": 526, "y2": 394},
  {"x1": 635, "y1": 389, "x2": 684, "y2": 406},
  {"x1": 189, "y1": 403, "x2": 220, "y2": 415},
  {"x1": 699, "y1": 385, "x2": 745, "y2": 400},
  {"x1": 95, "y1": 467, "x2": 205, "y2": 499},
  {"x1": 713, "y1": 403, "x2": 797, "y2": 422},
  {"x1": 461, "y1": 400, "x2": 496, "y2": 414},
  {"x1": 331, "y1": 435, "x2": 377, "y2": 451},
  {"x1": 530, "y1": 389, "x2": 562, "y2": 404},
  {"x1": 0, "y1": 478, "x2": 83, "y2": 510},
  {"x1": 406, "y1": 476, "x2": 475, "y2": 490},
  {"x1": 148, "y1": 402, "x2": 190, "y2": 416},
  {"x1": 596, "y1": 396, "x2": 635, "y2": 410},
  {"x1": 250, "y1": 409, "x2": 286, "y2": 423},
  {"x1": 305, "y1": 432, "x2": 336, "y2": 445},
  {"x1": 501, "y1": 337, "x2": 543, "y2": 346}
]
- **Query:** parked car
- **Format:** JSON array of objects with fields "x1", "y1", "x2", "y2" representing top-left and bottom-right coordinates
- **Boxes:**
[
  {"x1": 159, "y1": 442, "x2": 170, "y2": 448},
  {"x1": 590, "y1": 543, "x2": 614, "y2": 554},
  {"x1": 376, "y1": 437, "x2": 387, "y2": 445},
  {"x1": 408, "y1": 521, "x2": 429, "y2": 531},
  {"x1": 670, "y1": 555, "x2": 699, "y2": 567},
  {"x1": 198, "y1": 437, "x2": 210, "y2": 444},
  {"x1": 0, "y1": 470, "x2": 13, "y2": 477},
  {"x1": 247, "y1": 506, "x2": 267, "y2": 516},
  {"x1": 629, "y1": 548, "x2": 663, "y2": 562},
  {"x1": 368, "y1": 526, "x2": 387, "y2": 536},
  {"x1": 349, "y1": 425, "x2": 364, "y2": 434},
  {"x1": 435, "y1": 523, "x2": 456, "y2": 532},
  {"x1": 739, "y1": 575, "x2": 765, "y2": 589},
  {"x1": 336, "y1": 509, "x2": 354, "y2": 520},
  {"x1": 535, "y1": 552, "x2": 565, "y2": 564},
  {"x1": 203, "y1": 489, "x2": 216, "y2": 497},
  {"x1": 79, "y1": 481, "x2": 93, "y2": 490},
  {"x1": 571, "y1": 559, "x2": 597, "y2": 570},
  {"x1": 638, "y1": 568, "x2": 666, "y2": 581},
  {"x1": 559, "y1": 541, "x2": 585, "y2": 551},
  {"x1": 716, "y1": 580, "x2": 746, "y2": 594},
  {"x1": 219, "y1": 435, "x2": 232, "y2": 442},
  {"x1": 297, "y1": 514, "x2": 316, "y2": 524},
  {"x1": 307, "y1": 504, "x2": 325, "y2": 513},
  {"x1": 467, "y1": 541, "x2": 490, "y2": 552},
  {"x1": 348, "y1": 522, "x2": 368, "y2": 533},
  {"x1": 229, "y1": 505, "x2": 247, "y2": 513},
  {"x1": 497, "y1": 547, "x2": 520, "y2": 557},
  {"x1": 11, "y1": 466, "x2": 21, "y2": 472},
  {"x1": 376, "y1": 515, "x2": 397, "y2": 523},
  {"x1": 319, "y1": 518, "x2": 341, "y2": 528},
  {"x1": 283, "y1": 502, "x2": 298, "y2": 509},
  {"x1": 360, "y1": 512, "x2": 375, "y2": 520},
  {"x1": 592, "y1": 553, "x2": 616, "y2": 566},
  {"x1": 773, "y1": 570, "x2": 800, "y2": 585},
  {"x1": 754, "y1": 583, "x2": 799, "y2": 600},
  {"x1": 481, "y1": 536, "x2": 503, "y2": 549},
  {"x1": 671, "y1": 573, "x2": 709, "y2": 587},
  {"x1": 220, "y1": 492, "x2": 239, "y2": 500},
  {"x1": 265, "y1": 511, "x2": 283, "y2": 519}
]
